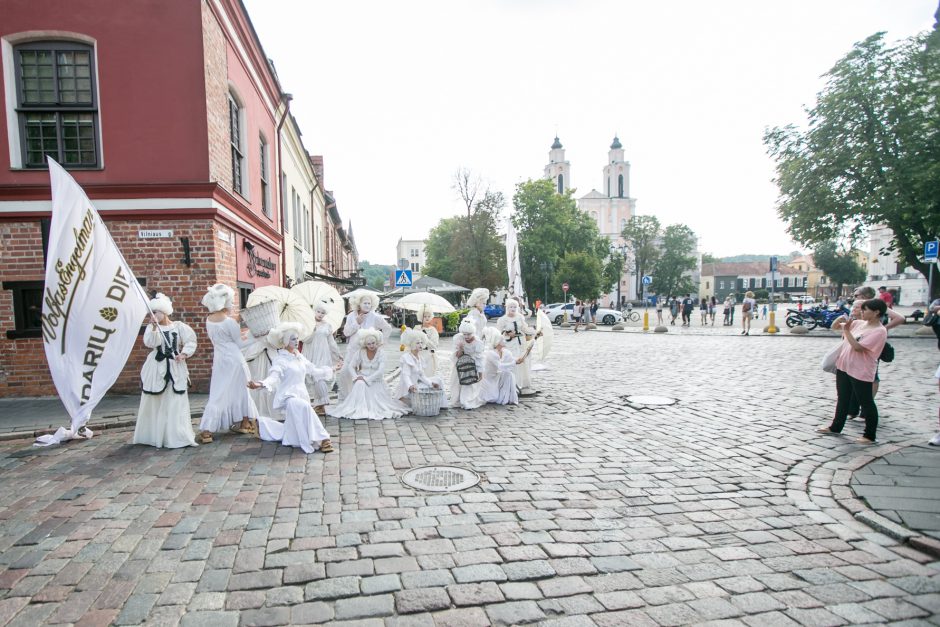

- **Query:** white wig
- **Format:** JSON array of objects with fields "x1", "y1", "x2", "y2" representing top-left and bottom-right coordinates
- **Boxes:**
[
  {"x1": 458, "y1": 318, "x2": 476, "y2": 335},
  {"x1": 483, "y1": 327, "x2": 505, "y2": 350},
  {"x1": 504, "y1": 297, "x2": 521, "y2": 312},
  {"x1": 267, "y1": 321, "x2": 304, "y2": 350},
  {"x1": 150, "y1": 293, "x2": 173, "y2": 316},
  {"x1": 201, "y1": 283, "x2": 234, "y2": 312},
  {"x1": 349, "y1": 292, "x2": 379, "y2": 313},
  {"x1": 358, "y1": 328, "x2": 384, "y2": 348},
  {"x1": 401, "y1": 328, "x2": 427, "y2": 350},
  {"x1": 466, "y1": 287, "x2": 490, "y2": 308},
  {"x1": 417, "y1": 304, "x2": 434, "y2": 321},
  {"x1": 314, "y1": 300, "x2": 329, "y2": 315}
]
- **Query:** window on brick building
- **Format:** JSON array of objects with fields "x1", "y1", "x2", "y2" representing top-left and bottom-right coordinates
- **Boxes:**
[
  {"x1": 260, "y1": 136, "x2": 270, "y2": 217},
  {"x1": 237, "y1": 282, "x2": 254, "y2": 310},
  {"x1": 229, "y1": 93, "x2": 245, "y2": 195},
  {"x1": 4, "y1": 281, "x2": 44, "y2": 339},
  {"x1": 13, "y1": 41, "x2": 99, "y2": 169}
]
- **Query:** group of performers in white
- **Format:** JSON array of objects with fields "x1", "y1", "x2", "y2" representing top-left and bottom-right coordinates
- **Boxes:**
[{"x1": 133, "y1": 284, "x2": 539, "y2": 454}]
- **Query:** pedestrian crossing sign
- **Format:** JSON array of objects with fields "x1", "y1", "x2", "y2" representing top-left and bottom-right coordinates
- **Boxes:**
[{"x1": 395, "y1": 269, "x2": 413, "y2": 287}]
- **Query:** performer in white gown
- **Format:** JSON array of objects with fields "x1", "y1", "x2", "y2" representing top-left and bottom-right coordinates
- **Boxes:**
[
  {"x1": 197, "y1": 283, "x2": 259, "y2": 444},
  {"x1": 496, "y1": 298, "x2": 536, "y2": 394},
  {"x1": 339, "y1": 292, "x2": 391, "y2": 400},
  {"x1": 250, "y1": 322, "x2": 335, "y2": 454},
  {"x1": 449, "y1": 318, "x2": 485, "y2": 410},
  {"x1": 133, "y1": 293, "x2": 198, "y2": 448},
  {"x1": 480, "y1": 328, "x2": 519, "y2": 405},
  {"x1": 397, "y1": 328, "x2": 443, "y2": 408},
  {"x1": 243, "y1": 334, "x2": 277, "y2": 419},
  {"x1": 301, "y1": 302, "x2": 343, "y2": 414},
  {"x1": 329, "y1": 329, "x2": 408, "y2": 420},
  {"x1": 415, "y1": 305, "x2": 440, "y2": 378},
  {"x1": 465, "y1": 287, "x2": 490, "y2": 339}
]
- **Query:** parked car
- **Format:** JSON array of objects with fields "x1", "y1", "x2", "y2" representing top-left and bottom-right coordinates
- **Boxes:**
[
  {"x1": 789, "y1": 295, "x2": 815, "y2": 303},
  {"x1": 544, "y1": 303, "x2": 623, "y2": 325},
  {"x1": 483, "y1": 304, "x2": 505, "y2": 319}
]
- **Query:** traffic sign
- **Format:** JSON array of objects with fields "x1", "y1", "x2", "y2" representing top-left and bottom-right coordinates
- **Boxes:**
[
  {"x1": 641, "y1": 275, "x2": 652, "y2": 286},
  {"x1": 926, "y1": 240, "x2": 939, "y2": 261},
  {"x1": 769, "y1": 256, "x2": 778, "y2": 272},
  {"x1": 395, "y1": 269, "x2": 413, "y2": 287},
  {"x1": 562, "y1": 282, "x2": 569, "y2": 292}
]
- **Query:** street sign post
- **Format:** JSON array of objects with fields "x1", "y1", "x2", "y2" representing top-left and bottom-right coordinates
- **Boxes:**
[
  {"x1": 768, "y1": 256, "x2": 778, "y2": 334},
  {"x1": 927, "y1": 240, "x2": 938, "y2": 301},
  {"x1": 394, "y1": 269, "x2": 413, "y2": 288},
  {"x1": 562, "y1": 282, "x2": 569, "y2": 322}
]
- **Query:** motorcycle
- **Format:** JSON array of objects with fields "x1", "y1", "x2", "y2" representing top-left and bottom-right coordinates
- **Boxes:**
[{"x1": 785, "y1": 305, "x2": 849, "y2": 330}]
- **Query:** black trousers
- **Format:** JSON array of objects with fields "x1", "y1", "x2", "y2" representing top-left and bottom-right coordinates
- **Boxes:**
[{"x1": 830, "y1": 369, "x2": 878, "y2": 440}]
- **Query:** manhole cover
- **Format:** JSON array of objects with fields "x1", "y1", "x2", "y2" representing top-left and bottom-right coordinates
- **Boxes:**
[
  {"x1": 624, "y1": 395, "x2": 677, "y2": 407},
  {"x1": 401, "y1": 466, "x2": 480, "y2": 492}
]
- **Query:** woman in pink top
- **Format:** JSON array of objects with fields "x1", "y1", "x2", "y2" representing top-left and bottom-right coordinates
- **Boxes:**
[{"x1": 818, "y1": 299, "x2": 888, "y2": 443}]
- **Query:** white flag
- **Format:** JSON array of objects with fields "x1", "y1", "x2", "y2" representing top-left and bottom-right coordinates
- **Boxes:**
[
  {"x1": 505, "y1": 217, "x2": 525, "y2": 303},
  {"x1": 41, "y1": 159, "x2": 149, "y2": 433}
]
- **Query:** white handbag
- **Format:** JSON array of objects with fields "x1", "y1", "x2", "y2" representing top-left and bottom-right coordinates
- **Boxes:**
[{"x1": 821, "y1": 343, "x2": 841, "y2": 374}]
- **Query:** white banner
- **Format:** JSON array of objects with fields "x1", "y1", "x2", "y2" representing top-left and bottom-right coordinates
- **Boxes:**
[
  {"x1": 41, "y1": 159, "x2": 149, "y2": 433},
  {"x1": 505, "y1": 217, "x2": 525, "y2": 303}
]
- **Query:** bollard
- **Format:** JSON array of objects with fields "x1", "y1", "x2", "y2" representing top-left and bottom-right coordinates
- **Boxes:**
[
  {"x1": 643, "y1": 310, "x2": 649, "y2": 332},
  {"x1": 400, "y1": 324, "x2": 406, "y2": 351},
  {"x1": 767, "y1": 311, "x2": 778, "y2": 334}
]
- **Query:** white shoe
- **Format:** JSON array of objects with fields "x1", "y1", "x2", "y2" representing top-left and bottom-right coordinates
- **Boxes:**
[{"x1": 929, "y1": 432, "x2": 940, "y2": 446}]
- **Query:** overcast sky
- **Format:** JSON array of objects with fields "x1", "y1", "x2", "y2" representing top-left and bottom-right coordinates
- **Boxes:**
[{"x1": 242, "y1": 0, "x2": 936, "y2": 265}]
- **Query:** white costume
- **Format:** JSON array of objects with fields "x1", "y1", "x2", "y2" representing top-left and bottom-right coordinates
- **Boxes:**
[
  {"x1": 255, "y1": 323, "x2": 332, "y2": 454},
  {"x1": 133, "y1": 294, "x2": 198, "y2": 448},
  {"x1": 397, "y1": 329, "x2": 445, "y2": 409},
  {"x1": 480, "y1": 328, "x2": 518, "y2": 405},
  {"x1": 302, "y1": 304, "x2": 342, "y2": 407},
  {"x1": 340, "y1": 293, "x2": 391, "y2": 400},
  {"x1": 496, "y1": 298, "x2": 535, "y2": 393},
  {"x1": 244, "y1": 336, "x2": 277, "y2": 419},
  {"x1": 329, "y1": 329, "x2": 408, "y2": 420},
  {"x1": 466, "y1": 287, "x2": 490, "y2": 339},
  {"x1": 198, "y1": 284, "x2": 259, "y2": 434},
  {"x1": 414, "y1": 305, "x2": 440, "y2": 378},
  {"x1": 449, "y1": 318, "x2": 485, "y2": 410}
]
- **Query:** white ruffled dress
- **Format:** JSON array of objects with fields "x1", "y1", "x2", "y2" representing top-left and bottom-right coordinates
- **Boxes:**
[
  {"x1": 329, "y1": 348, "x2": 408, "y2": 420},
  {"x1": 257, "y1": 350, "x2": 332, "y2": 453},
  {"x1": 134, "y1": 321, "x2": 198, "y2": 448},
  {"x1": 198, "y1": 317, "x2": 259, "y2": 433}
]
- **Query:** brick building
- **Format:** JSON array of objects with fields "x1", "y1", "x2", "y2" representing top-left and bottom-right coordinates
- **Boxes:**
[{"x1": 0, "y1": 0, "x2": 353, "y2": 396}]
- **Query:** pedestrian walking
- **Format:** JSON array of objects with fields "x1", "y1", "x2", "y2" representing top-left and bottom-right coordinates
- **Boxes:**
[
  {"x1": 709, "y1": 296, "x2": 717, "y2": 325},
  {"x1": 741, "y1": 291, "x2": 756, "y2": 335},
  {"x1": 656, "y1": 297, "x2": 664, "y2": 326},
  {"x1": 699, "y1": 297, "x2": 708, "y2": 325},
  {"x1": 572, "y1": 300, "x2": 583, "y2": 332},
  {"x1": 722, "y1": 297, "x2": 731, "y2": 326},
  {"x1": 817, "y1": 298, "x2": 888, "y2": 443},
  {"x1": 669, "y1": 298, "x2": 679, "y2": 326},
  {"x1": 681, "y1": 294, "x2": 694, "y2": 326}
]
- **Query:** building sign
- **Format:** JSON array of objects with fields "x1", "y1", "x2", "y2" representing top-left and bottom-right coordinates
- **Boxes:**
[
  {"x1": 138, "y1": 229, "x2": 173, "y2": 238},
  {"x1": 236, "y1": 235, "x2": 278, "y2": 287},
  {"x1": 246, "y1": 245, "x2": 276, "y2": 279}
]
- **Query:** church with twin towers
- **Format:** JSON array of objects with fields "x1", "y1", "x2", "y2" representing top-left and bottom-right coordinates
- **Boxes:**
[{"x1": 544, "y1": 135, "x2": 637, "y2": 306}]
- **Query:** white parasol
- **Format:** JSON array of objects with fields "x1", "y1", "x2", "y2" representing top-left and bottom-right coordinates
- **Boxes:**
[
  {"x1": 342, "y1": 288, "x2": 379, "y2": 303},
  {"x1": 392, "y1": 292, "x2": 456, "y2": 314},
  {"x1": 291, "y1": 281, "x2": 344, "y2": 333},
  {"x1": 531, "y1": 310, "x2": 554, "y2": 371},
  {"x1": 246, "y1": 286, "x2": 316, "y2": 339}
]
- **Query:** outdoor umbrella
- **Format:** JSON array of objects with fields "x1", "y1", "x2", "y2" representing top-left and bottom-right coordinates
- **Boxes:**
[
  {"x1": 392, "y1": 292, "x2": 456, "y2": 314},
  {"x1": 246, "y1": 286, "x2": 316, "y2": 339},
  {"x1": 291, "y1": 281, "x2": 344, "y2": 333}
]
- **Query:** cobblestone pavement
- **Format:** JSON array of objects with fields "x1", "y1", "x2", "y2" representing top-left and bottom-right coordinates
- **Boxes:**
[{"x1": 0, "y1": 330, "x2": 938, "y2": 626}]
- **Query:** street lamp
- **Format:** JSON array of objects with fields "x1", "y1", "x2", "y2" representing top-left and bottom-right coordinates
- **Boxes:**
[
  {"x1": 539, "y1": 260, "x2": 553, "y2": 304},
  {"x1": 609, "y1": 243, "x2": 628, "y2": 310}
]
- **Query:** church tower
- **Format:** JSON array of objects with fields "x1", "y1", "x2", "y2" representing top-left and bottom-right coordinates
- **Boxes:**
[
  {"x1": 603, "y1": 135, "x2": 629, "y2": 199},
  {"x1": 543, "y1": 136, "x2": 571, "y2": 194}
]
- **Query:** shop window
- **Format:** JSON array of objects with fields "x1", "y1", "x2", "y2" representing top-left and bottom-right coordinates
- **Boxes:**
[
  {"x1": 237, "y1": 281, "x2": 254, "y2": 310},
  {"x1": 4, "y1": 281, "x2": 43, "y2": 339}
]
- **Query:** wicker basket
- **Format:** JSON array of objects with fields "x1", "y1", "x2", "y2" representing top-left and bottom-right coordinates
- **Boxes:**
[
  {"x1": 455, "y1": 354, "x2": 479, "y2": 385},
  {"x1": 409, "y1": 387, "x2": 444, "y2": 417},
  {"x1": 241, "y1": 300, "x2": 280, "y2": 337}
]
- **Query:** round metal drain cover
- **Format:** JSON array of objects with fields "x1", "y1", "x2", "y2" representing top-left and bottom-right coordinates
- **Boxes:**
[
  {"x1": 401, "y1": 466, "x2": 480, "y2": 492},
  {"x1": 625, "y1": 395, "x2": 676, "y2": 406}
]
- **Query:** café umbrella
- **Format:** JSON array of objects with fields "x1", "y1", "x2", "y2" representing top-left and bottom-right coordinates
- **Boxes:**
[{"x1": 246, "y1": 286, "x2": 316, "y2": 339}]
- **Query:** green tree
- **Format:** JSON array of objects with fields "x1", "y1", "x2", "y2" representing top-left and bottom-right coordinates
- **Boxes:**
[
  {"x1": 620, "y1": 215, "x2": 662, "y2": 296},
  {"x1": 512, "y1": 178, "x2": 609, "y2": 303},
  {"x1": 422, "y1": 218, "x2": 461, "y2": 282},
  {"x1": 701, "y1": 252, "x2": 721, "y2": 265},
  {"x1": 651, "y1": 224, "x2": 698, "y2": 298},
  {"x1": 556, "y1": 251, "x2": 603, "y2": 301},
  {"x1": 359, "y1": 260, "x2": 393, "y2": 290},
  {"x1": 764, "y1": 29, "x2": 940, "y2": 299},
  {"x1": 813, "y1": 241, "x2": 866, "y2": 296}
]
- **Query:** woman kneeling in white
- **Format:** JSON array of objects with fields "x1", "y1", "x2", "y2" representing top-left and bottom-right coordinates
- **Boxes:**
[
  {"x1": 450, "y1": 318, "x2": 485, "y2": 410},
  {"x1": 134, "y1": 293, "x2": 198, "y2": 448},
  {"x1": 480, "y1": 327, "x2": 519, "y2": 405},
  {"x1": 397, "y1": 328, "x2": 443, "y2": 409},
  {"x1": 249, "y1": 322, "x2": 334, "y2": 454},
  {"x1": 329, "y1": 329, "x2": 408, "y2": 420}
]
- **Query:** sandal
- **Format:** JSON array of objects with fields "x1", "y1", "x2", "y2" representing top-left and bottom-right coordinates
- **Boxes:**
[
  {"x1": 816, "y1": 426, "x2": 839, "y2": 434},
  {"x1": 314, "y1": 406, "x2": 326, "y2": 416},
  {"x1": 198, "y1": 431, "x2": 213, "y2": 444},
  {"x1": 319, "y1": 440, "x2": 334, "y2": 453},
  {"x1": 855, "y1": 437, "x2": 875, "y2": 444},
  {"x1": 230, "y1": 424, "x2": 253, "y2": 435}
]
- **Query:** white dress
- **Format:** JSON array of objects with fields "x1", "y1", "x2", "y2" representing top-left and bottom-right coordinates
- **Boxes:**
[
  {"x1": 244, "y1": 336, "x2": 277, "y2": 419},
  {"x1": 467, "y1": 308, "x2": 487, "y2": 339},
  {"x1": 480, "y1": 348, "x2": 518, "y2": 405},
  {"x1": 415, "y1": 324, "x2": 440, "y2": 377},
  {"x1": 199, "y1": 317, "x2": 259, "y2": 433},
  {"x1": 257, "y1": 350, "x2": 332, "y2": 453},
  {"x1": 134, "y1": 321, "x2": 198, "y2": 448},
  {"x1": 396, "y1": 352, "x2": 445, "y2": 410},
  {"x1": 302, "y1": 321, "x2": 342, "y2": 406},
  {"x1": 449, "y1": 334, "x2": 485, "y2": 410},
  {"x1": 496, "y1": 313, "x2": 534, "y2": 391},
  {"x1": 339, "y1": 311, "x2": 392, "y2": 399},
  {"x1": 328, "y1": 348, "x2": 408, "y2": 420}
]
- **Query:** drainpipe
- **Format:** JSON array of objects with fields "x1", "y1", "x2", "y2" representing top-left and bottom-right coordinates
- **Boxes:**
[
  {"x1": 275, "y1": 93, "x2": 293, "y2": 286},
  {"x1": 309, "y1": 177, "x2": 321, "y2": 281}
]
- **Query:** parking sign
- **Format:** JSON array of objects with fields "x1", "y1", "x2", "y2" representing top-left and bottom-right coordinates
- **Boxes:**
[{"x1": 926, "y1": 240, "x2": 939, "y2": 261}]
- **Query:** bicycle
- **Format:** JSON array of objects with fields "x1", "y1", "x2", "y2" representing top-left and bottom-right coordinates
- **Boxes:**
[{"x1": 620, "y1": 308, "x2": 641, "y2": 323}]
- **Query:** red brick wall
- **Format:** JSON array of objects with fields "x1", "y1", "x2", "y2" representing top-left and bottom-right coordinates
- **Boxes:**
[
  {"x1": 203, "y1": 0, "x2": 232, "y2": 191},
  {"x1": 0, "y1": 216, "x2": 250, "y2": 397}
]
